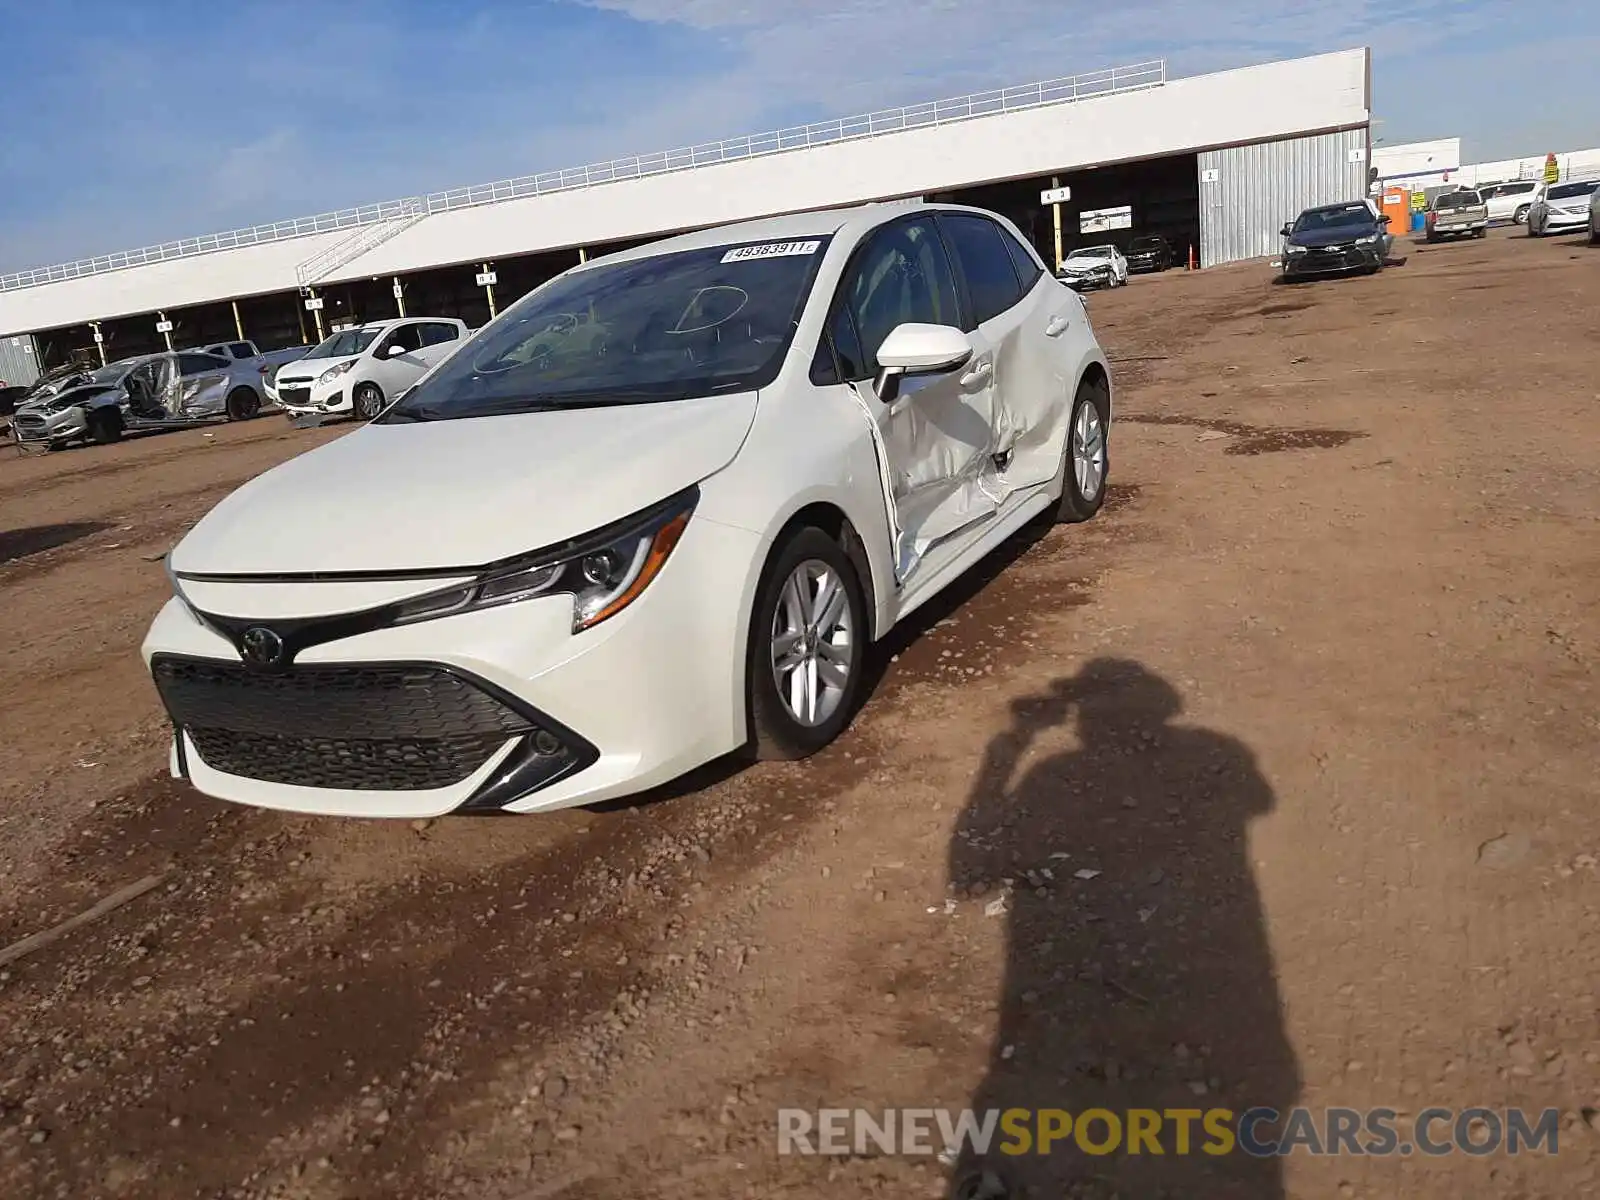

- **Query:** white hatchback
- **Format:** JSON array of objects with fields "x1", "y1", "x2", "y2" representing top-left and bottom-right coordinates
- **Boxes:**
[
  {"x1": 273, "y1": 317, "x2": 469, "y2": 420},
  {"x1": 142, "y1": 202, "x2": 1112, "y2": 818}
]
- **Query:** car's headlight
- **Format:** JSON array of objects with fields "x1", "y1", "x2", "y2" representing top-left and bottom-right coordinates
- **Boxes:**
[
  {"x1": 393, "y1": 487, "x2": 696, "y2": 633},
  {"x1": 1358, "y1": 233, "x2": 1381, "y2": 245},
  {"x1": 1286, "y1": 244, "x2": 1309, "y2": 255},
  {"x1": 318, "y1": 361, "x2": 356, "y2": 386}
]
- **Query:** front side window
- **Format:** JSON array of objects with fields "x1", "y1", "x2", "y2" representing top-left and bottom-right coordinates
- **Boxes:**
[
  {"x1": 939, "y1": 213, "x2": 1025, "y2": 327},
  {"x1": 380, "y1": 324, "x2": 426, "y2": 356},
  {"x1": 383, "y1": 236, "x2": 831, "y2": 422},
  {"x1": 843, "y1": 217, "x2": 960, "y2": 373}
]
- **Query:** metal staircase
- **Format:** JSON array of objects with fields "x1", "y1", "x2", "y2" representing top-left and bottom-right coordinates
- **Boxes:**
[{"x1": 294, "y1": 198, "x2": 428, "y2": 290}]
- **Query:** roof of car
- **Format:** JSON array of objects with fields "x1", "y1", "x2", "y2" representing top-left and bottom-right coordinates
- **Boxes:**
[{"x1": 578, "y1": 200, "x2": 971, "y2": 270}]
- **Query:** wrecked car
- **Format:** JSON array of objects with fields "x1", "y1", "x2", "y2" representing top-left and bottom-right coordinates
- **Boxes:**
[
  {"x1": 11, "y1": 350, "x2": 266, "y2": 449},
  {"x1": 144, "y1": 202, "x2": 1113, "y2": 819}
]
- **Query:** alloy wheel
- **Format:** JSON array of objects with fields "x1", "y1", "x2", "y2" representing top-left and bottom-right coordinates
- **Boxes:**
[
  {"x1": 1072, "y1": 399, "x2": 1107, "y2": 502},
  {"x1": 769, "y1": 559, "x2": 856, "y2": 728}
]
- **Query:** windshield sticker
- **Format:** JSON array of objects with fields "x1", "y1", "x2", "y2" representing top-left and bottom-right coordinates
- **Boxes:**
[{"x1": 721, "y1": 240, "x2": 821, "y2": 264}]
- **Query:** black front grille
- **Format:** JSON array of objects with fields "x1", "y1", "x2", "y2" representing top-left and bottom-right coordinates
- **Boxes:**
[
  {"x1": 277, "y1": 384, "x2": 310, "y2": 406},
  {"x1": 152, "y1": 657, "x2": 535, "y2": 791}
]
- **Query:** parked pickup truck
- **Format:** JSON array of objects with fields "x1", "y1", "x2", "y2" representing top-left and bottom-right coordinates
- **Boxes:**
[
  {"x1": 1425, "y1": 190, "x2": 1488, "y2": 242},
  {"x1": 11, "y1": 350, "x2": 269, "y2": 450}
]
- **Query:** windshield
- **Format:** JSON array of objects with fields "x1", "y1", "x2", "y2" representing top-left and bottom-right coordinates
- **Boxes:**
[
  {"x1": 1547, "y1": 181, "x2": 1599, "y2": 200},
  {"x1": 381, "y1": 237, "x2": 831, "y2": 422},
  {"x1": 1292, "y1": 204, "x2": 1373, "y2": 232},
  {"x1": 1130, "y1": 237, "x2": 1163, "y2": 250},
  {"x1": 307, "y1": 328, "x2": 382, "y2": 359},
  {"x1": 1067, "y1": 247, "x2": 1112, "y2": 259},
  {"x1": 1433, "y1": 191, "x2": 1481, "y2": 210}
]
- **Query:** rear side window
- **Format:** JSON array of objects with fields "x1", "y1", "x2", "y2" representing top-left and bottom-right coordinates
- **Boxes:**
[
  {"x1": 939, "y1": 214, "x2": 1025, "y2": 327},
  {"x1": 418, "y1": 322, "x2": 461, "y2": 347},
  {"x1": 229, "y1": 342, "x2": 254, "y2": 358},
  {"x1": 177, "y1": 353, "x2": 227, "y2": 375}
]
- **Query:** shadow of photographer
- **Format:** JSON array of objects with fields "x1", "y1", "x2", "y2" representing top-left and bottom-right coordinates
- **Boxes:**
[{"x1": 949, "y1": 658, "x2": 1299, "y2": 1199}]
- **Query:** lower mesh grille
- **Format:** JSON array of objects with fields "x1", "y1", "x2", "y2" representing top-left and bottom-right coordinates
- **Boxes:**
[{"x1": 152, "y1": 657, "x2": 533, "y2": 791}]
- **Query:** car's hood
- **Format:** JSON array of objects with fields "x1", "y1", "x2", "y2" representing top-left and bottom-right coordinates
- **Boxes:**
[
  {"x1": 275, "y1": 354, "x2": 358, "y2": 384},
  {"x1": 1287, "y1": 227, "x2": 1376, "y2": 248},
  {"x1": 18, "y1": 383, "x2": 116, "y2": 412},
  {"x1": 1059, "y1": 258, "x2": 1114, "y2": 273},
  {"x1": 169, "y1": 392, "x2": 759, "y2": 575}
]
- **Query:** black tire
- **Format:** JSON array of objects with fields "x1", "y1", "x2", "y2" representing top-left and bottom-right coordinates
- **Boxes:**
[
  {"x1": 1425, "y1": 231, "x2": 1439, "y2": 244},
  {"x1": 1054, "y1": 376, "x2": 1110, "y2": 524},
  {"x1": 745, "y1": 526, "x2": 869, "y2": 762},
  {"x1": 226, "y1": 387, "x2": 261, "y2": 421},
  {"x1": 353, "y1": 382, "x2": 386, "y2": 421},
  {"x1": 1514, "y1": 205, "x2": 1530, "y2": 225},
  {"x1": 87, "y1": 408, "x2": 122, "y2": 445}
]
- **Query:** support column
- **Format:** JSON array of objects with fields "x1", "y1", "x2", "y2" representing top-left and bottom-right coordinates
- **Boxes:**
[
  {"x1": 305, "y1": 290, "x2": 325, "y2": 341},
  {"x1": 90, "y1": 321, "x2": 107, "y2": 365},
  {"x1": 480, "y1": 263, "x2": 498, "y2": 319},
  {"x1": 392, "y1": 277, "x2": 406, "y2": 318},
  {"x1": 158, "y1": 311, "x2": 173, "y2": 351},
  {"x1": 1051, "y1": 175, "x2": 1064, "y2": 273},
  {"x1": 232, "y1": 299, "x2": 245, "y2": 340},
  {"x1": 578, "y1": 247, "x2": 588, "y2": 263}
]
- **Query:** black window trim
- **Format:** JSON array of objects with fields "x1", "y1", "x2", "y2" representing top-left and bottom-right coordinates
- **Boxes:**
[
  {"x1": 808, "y1": 210, "x2": 966, "y2": 387},
  {"x1": 934, "y1": 211, "x2": 1030, "y2": 331}
]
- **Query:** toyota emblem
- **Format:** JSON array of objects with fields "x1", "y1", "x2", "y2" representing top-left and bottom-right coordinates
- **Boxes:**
[{"x1": 240, "y1": 626, "x2": 286, "y2": 669}]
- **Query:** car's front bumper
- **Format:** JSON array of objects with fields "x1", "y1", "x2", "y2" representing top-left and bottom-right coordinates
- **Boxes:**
[
  {"x1": 276, "y1": 376, "x2": 351, "y2": 415},
  {"x1": 1430, "y1": 219, "x2": 1486, "y2": 235},
  {"x1": 141, "y1": 511, "x2": 761, "y2": 818},
  {"x1": 1542, "y1": 211, "x2": 1590, "y2": 231},
  {"x1": 1126, "y1": 255, "x2": 1166, "y2": 272},
  {"x1": 1281, "y1": 243, "x2": 1382, "y2": 276},
  {"x1": 11, "y1": 407, "x2": 86, "y2": 443},
  {"x1": 1059, "y1": 270, "x2": 1114, "y2": 290}
]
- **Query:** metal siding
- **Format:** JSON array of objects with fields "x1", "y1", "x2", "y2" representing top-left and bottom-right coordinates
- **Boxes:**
[
  {"x1": 1198, "y1": 129, "x2": 1369, "y2": 267},
  {"x1": 0, "y1": 334, "x2": 40, "y2": 386}
]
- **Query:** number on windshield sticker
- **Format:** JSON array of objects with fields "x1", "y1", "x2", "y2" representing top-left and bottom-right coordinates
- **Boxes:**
[{"x1": 721, "y1": 240, "x2": 822, "y2": 264}]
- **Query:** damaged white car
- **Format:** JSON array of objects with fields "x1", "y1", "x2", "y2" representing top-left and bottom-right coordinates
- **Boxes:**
[{"x1": 142, "y1": 202, "x2": 1112, "y2": 818}]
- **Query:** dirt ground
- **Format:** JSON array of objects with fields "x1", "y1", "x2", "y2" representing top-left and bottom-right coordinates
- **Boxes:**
[{"x1": 1, "y1": 226, "x2": 1597, "y2": 1200}]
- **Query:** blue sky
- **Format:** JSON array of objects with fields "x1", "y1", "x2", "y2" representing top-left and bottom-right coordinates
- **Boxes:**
[{"x1": 0, "y1": 0, "x2": 1594, "y2": 272}]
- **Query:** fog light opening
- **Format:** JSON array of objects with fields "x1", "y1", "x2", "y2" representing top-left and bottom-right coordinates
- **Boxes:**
[{"x1": 532, "y1": 730, "x2": 563, "y2": 756}]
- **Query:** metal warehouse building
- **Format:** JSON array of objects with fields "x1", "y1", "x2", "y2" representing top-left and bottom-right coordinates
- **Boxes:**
[{"x1": 0, "y1": 47, "x2": 1371, "y2": 380}]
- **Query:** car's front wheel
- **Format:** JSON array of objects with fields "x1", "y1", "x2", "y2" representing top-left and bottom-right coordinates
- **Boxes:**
[
  {"x1": 87, "y1": 408, "x2": 122, "y2": 445},
  {"x1": 1514, "y1": 205, "x2": 1530, "y2": 225},
  {"x1": 353, "y1": 382, "x2": 386, "y2": 421},
  {"x1": 1054, "y1": 377, "x2": 1109, "y2": 524},
  {"x1": 746, "y1": 527, "x2": 868, "y2": 761}
]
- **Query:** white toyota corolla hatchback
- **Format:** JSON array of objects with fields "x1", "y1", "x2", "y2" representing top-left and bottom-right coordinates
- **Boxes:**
[{"x1": 142, "y1": 202, "x2": 1113, "y2": 818}]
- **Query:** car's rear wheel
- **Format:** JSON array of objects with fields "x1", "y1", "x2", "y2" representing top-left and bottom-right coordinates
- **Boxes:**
[
  {"x1": 1054, "y1": 376, "x2": 1109, "y2": 524},
  {"x1": 746, "y1": 527, "x2": 868, "y2": 761},
  {"x1": 87, "y1": 408, "x2": 122, "y2": 445},
  {"x1": 225, "y1": 387, "x2": 261, "y2": 421},
  {"x1": 353, "y1": 382, "x2": 385, "y2": 421}
]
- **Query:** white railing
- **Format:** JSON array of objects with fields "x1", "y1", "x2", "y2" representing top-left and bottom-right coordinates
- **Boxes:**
[
  {"x1": 1, "y1": 59, "x2": 1165, "y2": 294},
  {"x1": 295, "y1": 199, "x2": 427, "y2": 288}
]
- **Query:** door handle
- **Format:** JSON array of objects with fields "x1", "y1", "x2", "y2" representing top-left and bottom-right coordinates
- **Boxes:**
[
  {"x1": 959, "y1": 360, "x2": 992, "y2": 387},
  {"x1": 1046, "y1": 314, "x2": 1072, "y2": 337}
]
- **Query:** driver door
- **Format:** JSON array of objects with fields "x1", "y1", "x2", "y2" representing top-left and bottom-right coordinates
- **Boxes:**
[
  {"x1": 837, "y1": 215, "x2": 997, "y2": 579},
  {"x1": 370, "y1": 322, "x2": 428, "y2": 394}
]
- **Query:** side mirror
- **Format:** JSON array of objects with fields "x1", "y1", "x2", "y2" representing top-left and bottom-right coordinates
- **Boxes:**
[
  {"x1": 873, "y1": 323, "x2": 973, "y2": 402},
  {"x1": 385, "y1": 343, "x2": 409, "y2": 358},
  {"x1": 1279, "y1": 223, "x2": 1293, "y2": 238}
]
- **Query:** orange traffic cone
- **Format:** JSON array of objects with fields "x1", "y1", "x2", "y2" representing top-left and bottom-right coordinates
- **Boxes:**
[{"x1": 1188, "y1": 244, "x2": 1197, "y2": 270}]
